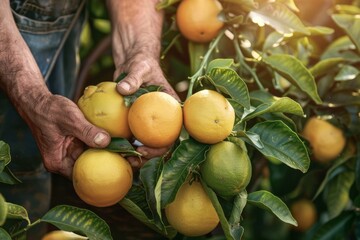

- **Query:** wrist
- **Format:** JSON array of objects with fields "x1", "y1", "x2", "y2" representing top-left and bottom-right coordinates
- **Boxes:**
[{"x1": 106, "y1": 0, "x2": 164, "y2": 64}]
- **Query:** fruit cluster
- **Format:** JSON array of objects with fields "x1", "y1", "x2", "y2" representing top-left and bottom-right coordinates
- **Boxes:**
[{"x1": 75, "y1": 81, "x2": 253, "y2": 237}]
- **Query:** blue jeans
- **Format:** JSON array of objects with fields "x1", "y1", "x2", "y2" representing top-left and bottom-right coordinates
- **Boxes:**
[{"x1": 0, "y1": 1, "x2": 86, "y2": 239}]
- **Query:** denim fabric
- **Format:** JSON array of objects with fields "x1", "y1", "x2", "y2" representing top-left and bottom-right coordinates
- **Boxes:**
[
  {"x1": 0, "y1": 0, "x2": 86, "y2": 172},
  {"x1": 0, "y1": 3, "x2": 86, "y2": 238}
]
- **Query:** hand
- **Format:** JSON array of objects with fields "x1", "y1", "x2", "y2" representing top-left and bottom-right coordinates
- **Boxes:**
[
  {"x1": 114, "y1": 55, "x2": 179, "y2": 101},
  {"x1": 127, "y1": 145, "x2": 170, "y2": 169},
  {"x1": 28, "y1": 94, "x2": 111, "y2": 178},
  {"x1": 106, "y1": 0, "x2": 180, "y2": 164}
]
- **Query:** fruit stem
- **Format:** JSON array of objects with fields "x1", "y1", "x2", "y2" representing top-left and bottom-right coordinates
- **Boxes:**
[
  {"x1": 233, "y1": 38, "x2": 265, "y2": 91},
  {"x1": 186, "y1": 29, "x2": 226, "y2": 99},
  {"x1": 10, "y1": 219, "x2": 41, "y2": 238},
  {"x1": 161, "y1": 34, "x2": 181, "y2": 60}
]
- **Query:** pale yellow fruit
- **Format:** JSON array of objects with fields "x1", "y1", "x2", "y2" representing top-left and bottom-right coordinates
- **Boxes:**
[
  {"x1": 73, "y1": 149, "x2": 133, "y2": 207},
  {"x1": 78, "y1": 81, "x2": 131, "y2": 138},
  {"x1": 165, "y1": 180, "x2": 219, "y2": 237},
  {"x1": 302, "y1": 117, "x2": 346, "y2": 163},
  {"x1": 183, "y1": 89, "x2": 235, "y2": 144},
  {"x1": 42, "y1": 230, "x2": 87, "y2": 240}
]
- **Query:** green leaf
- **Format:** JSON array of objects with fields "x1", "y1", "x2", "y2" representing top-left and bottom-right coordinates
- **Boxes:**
[
  {"x1": 156, "y1": 0, "x2": 180, "y2": 9},
  {"x1": 323, "y1": 90, "x2": 360, "y2": 106},
  {"x1": 332, "y1": 14, "x2": 360, "y2": 54},
  {"x1": 247, "y1": 190, "x2": 297, "y2": 226},
  {"x1": 123, "y1": 85, "x2": 162, "y2": 107},
  {"x1": 41, "y1": 205, "x2": 112, "y2": 240},
  {"x1": 160, "y1": 139, "x2": 209, "y2": 208},
  {"x1": 207, "y1": 68, "x2": 250, "y2": 109},
  {"x1": 139, "y1": 157, "x2": 164, "y2": 230},
  {"x1": 355, "y1": 216, "x2": 360, "y2": 239},
  {"x1": 263, "y1": 31, "x2": 284, "y2": 51},
  {"x1": 248, "y1": 120, "x2": 310, "y2": 173},
  {"x1": 105, "y1": 138, "x2": 140, "y2": 157},
  {"x1": 241, "y1": 131, "x2": 263, "y2": 149},
  {"x1": 206, "y1": 59, "x2": 234, "y2": 73},
  {"x1": 0, "y1": 166, "x2": 21, "y2": 185},
  {"x1": 120, "y1": 185, "x2": 152, "y2": 220},
  {"x1": 262, "y1": 54, "x2": 322, "y2": 104},
  {"x1": 0, "y1": 194, "x2": 7, "y2": 226},
  {"x1": 335, "y1": 4, "x2": 360, "y2": 15},
  {"x1": 313, "y1": 143, "x2": 355, "y2": 200},
  {"x1": 307, "y1": 26, "x2": 335, "y2": 36},
  {"x1": 248, "y1": 2, "x2": 310, "y2": 35},
  {"x1": 120, "y1": 184, "x2": 177, "y2": 238},
  {"x1": 323, "y1": 170, "x2": 355, "y2": 219},
  {"x1": 221, "y1": 0, "x2": 257, "y2": 12},
  {"x1": 321, "y1": 36, "x2": 358, "y2": 61},
  {"x1": 0, "y1": 141, "x2": 11, "y2": 172},
  {"x1": 309, "y1": 58, "x2": 344, "y2": 78},
  {"x1": 228, "y1": 191, "x2": 248, "y2": 226},
  {"x1": 312, "y1": 211, "x2": 355, "y2": 240},
  {"x1": 5, "y1": 203, "x2": 30, "y2": 225},
  {"x1": 201, "y1": 180, "x2": 245, "y2": 240},
  {"x1": 0, "y1": 228, "x2": 11, "y2": 240},
  {"x1": 335, "y1": 64, "x2": 360, "y2": 81},
  {"x1": 243, "y1": 90, "x2": 304, "y2": 121},
  {"x1": 277, "y1": 0, "x2": 299, "y2": 12}
]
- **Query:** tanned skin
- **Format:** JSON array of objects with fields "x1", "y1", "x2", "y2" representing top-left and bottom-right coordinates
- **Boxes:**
[{"x1": 0, "y1": 0, "x2": 178, "y2": 178}]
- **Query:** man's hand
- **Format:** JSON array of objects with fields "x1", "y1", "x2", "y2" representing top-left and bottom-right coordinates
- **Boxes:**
[
  {"x1": 106, "y1": 0, "x2": 180, "y2": 163},
  {"x1": 28, "y1": 94, "x2": 111, "y2": 178},
  {"x1": 0, "y1": 1, "x2": 111, "y2": 178}
]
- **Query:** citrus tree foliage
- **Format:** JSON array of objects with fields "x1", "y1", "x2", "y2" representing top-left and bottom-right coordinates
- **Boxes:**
[{"x1": 116, "y1": 0, "x2": 360, "y2": 239}]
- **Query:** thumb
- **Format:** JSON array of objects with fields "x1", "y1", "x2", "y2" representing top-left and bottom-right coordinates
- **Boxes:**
[
  {"x1": 75, "y1": 121, "x2": 111, "y2": 148},
  {"x1": 116, "y1": 73, "x2": 143, "y2": 95}
]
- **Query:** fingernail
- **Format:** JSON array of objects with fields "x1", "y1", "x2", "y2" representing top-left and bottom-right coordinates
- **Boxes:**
[
  {"x1": 130, "y1": 159, "x2": 139, "y2": 167},
  {"x1": 140, "y1": 150, "x2": 148, "y2": 157},
  {"x1": 94, "y1": 132, "x2": 106, "y2": 145},
  {"x1": 118, "y1": 82, "x2": 131, "y2": 92}
]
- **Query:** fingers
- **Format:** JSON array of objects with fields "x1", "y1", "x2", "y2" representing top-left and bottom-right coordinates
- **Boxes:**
[
  {"x1": 137, "y1": 145, "x2": 169, "y2": 159},
  {"x1": 71, "y1": 113, "x2": 111, "y2": 148},
  {"x1": 114, "y1": 58, "x2": 180, "y2": 101},
  {"x1": 127, "y1": 145, "x2": 169, "y2": 169}
]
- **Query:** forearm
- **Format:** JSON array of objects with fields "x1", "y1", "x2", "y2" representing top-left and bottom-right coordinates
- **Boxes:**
[
  {"x1": 106, "y1": 0, "x2": 164, "y2": 64},
  {"x1": 0, "y1": 1, "x2": 51, "y2": 121}
]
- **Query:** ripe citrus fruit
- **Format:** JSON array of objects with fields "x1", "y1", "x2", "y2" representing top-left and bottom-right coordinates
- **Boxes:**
[
  {"x1": 176, "y1": 0, "x2": 224, "y2": 43},
  {"x1": 42, "y1": 230, "x2": 87, "y2": 240},
  {"x1": 73, "y1": 148, "x2": 133, "y2": 207},
  {"x1": 302, "y1": 117, "x2": 346, "y2": 163},
  {"x1": 165, "y1": 180, "x2": 219, "y2": 236},
  {"x1": 183, "y1": 89, "x2": 235, "y2": 144},
  {"x1": 201, "y1": 141, "x2": 252, "y2": 197},
  {"x1": 127, "y1": 91, "x2": 183, "y2": 148},
  {"x1": 290, "y1": 199, "x2": 317, "y2": 232},
  {"x1": 78, "y1": 81, "x2": 131, "y2": 138}
]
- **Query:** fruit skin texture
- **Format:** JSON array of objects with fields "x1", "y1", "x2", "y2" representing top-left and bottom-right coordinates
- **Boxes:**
[
  {"x1": 72, "y1": 148, "x2": 133, "y2": 207},
  {"x1": 201, "y1": 141, "x2": 252, "y2": 198},
  {"x1": 78, "y1": 81, "x2": 131, "y2": 138},
  {"x1": 302, "y1": 117, "x2": 346, "y2": 163},
  {"x1": 42, "y1": 230, "x2": 87, "y2": 240},
  {"x1": 183, "y1": 90, "x2": 235, "y2": 144},
  {"x1": 128, "y1": 91, "x2": 183, "y2": 148},
  {"x1": 165, "y1": 180, "x2": 219, "y2": 237},
  {"x1": 176, "y1": 0, "x2": 224, "y2": 43},
  {"x1": 290, "y1": 199, "x2": 317, "y2": 232}
]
